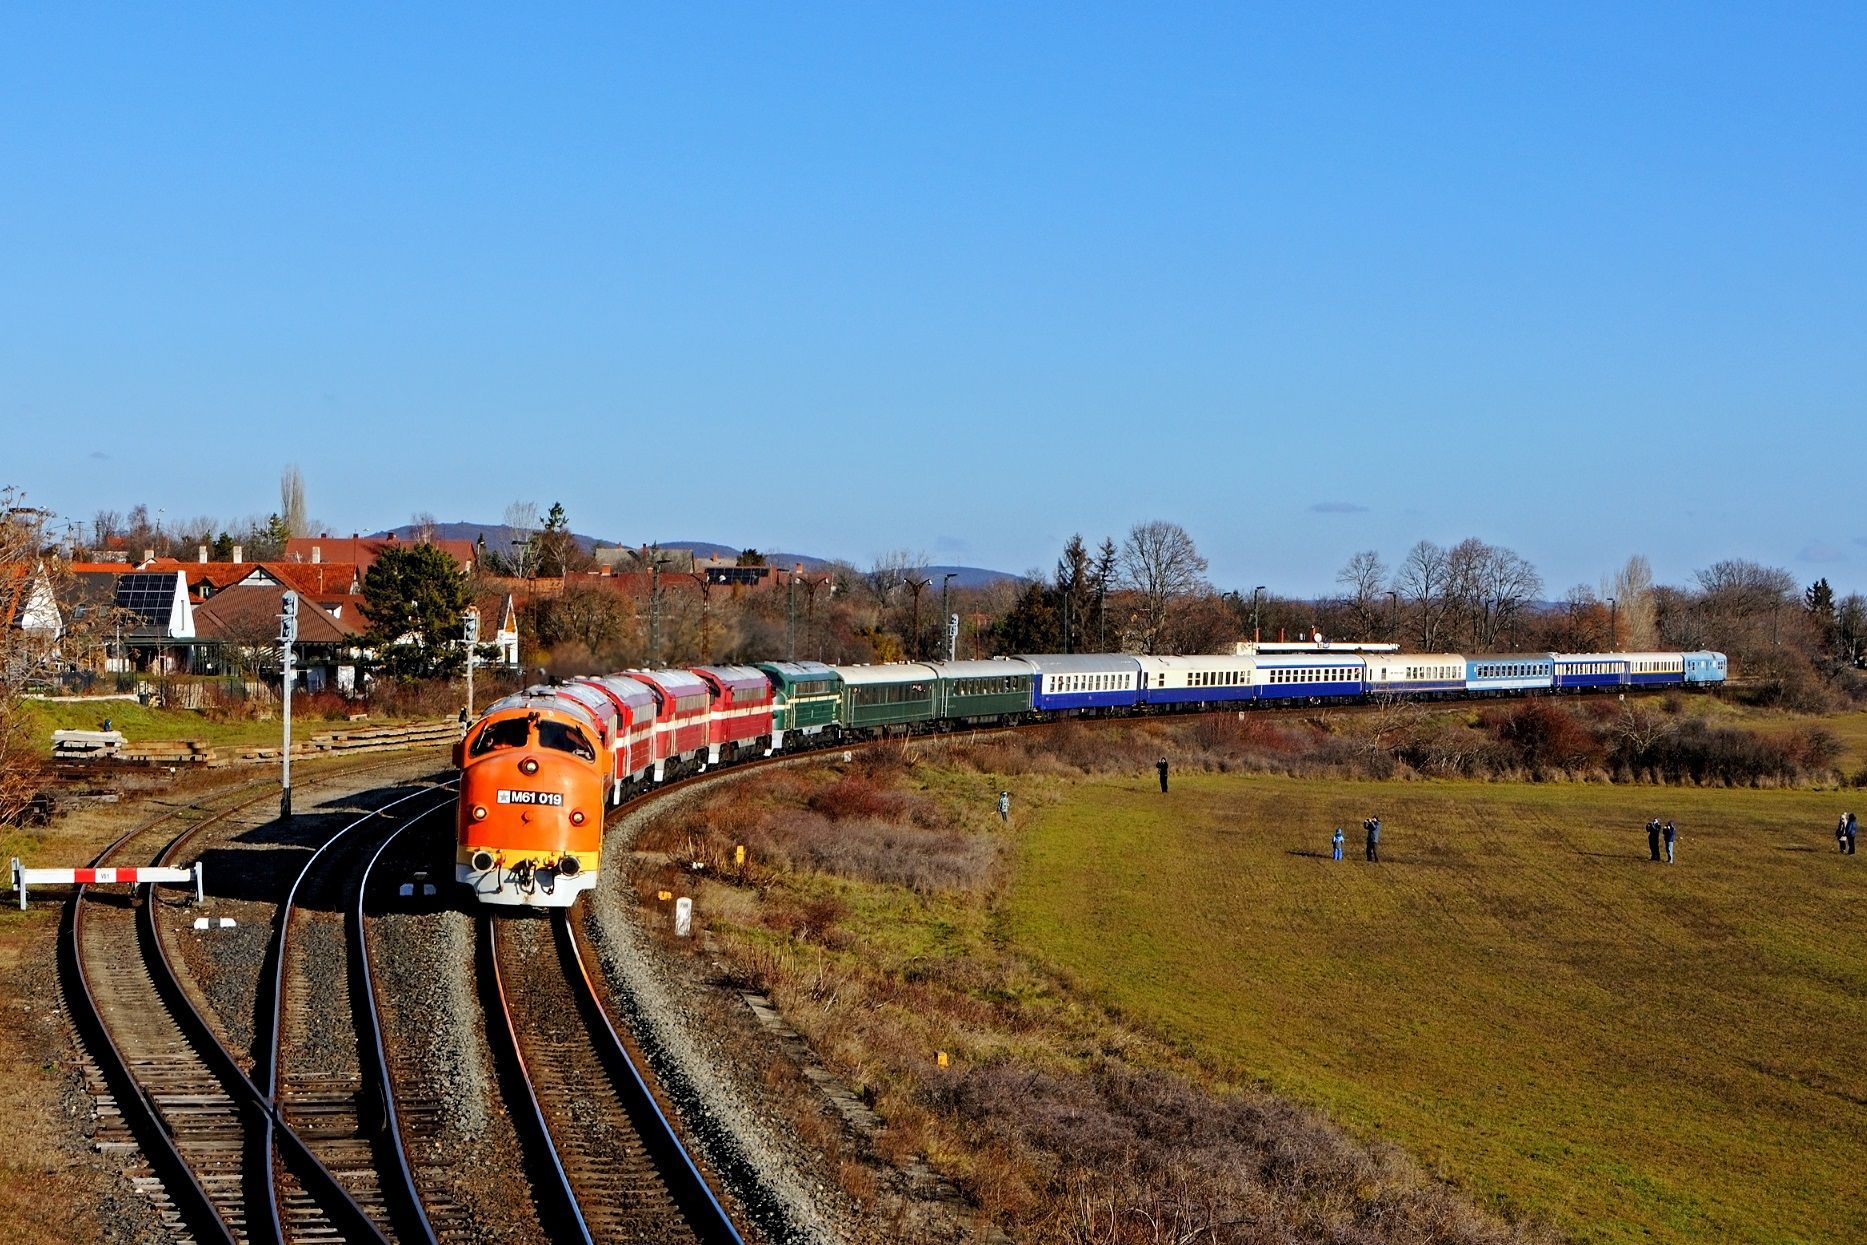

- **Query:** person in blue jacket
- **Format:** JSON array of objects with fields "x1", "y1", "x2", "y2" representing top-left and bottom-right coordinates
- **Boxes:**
[
  {"x1": 1331, "y1": 826, "x2": 1344, "y2": 861},
  {"x1": 1662, "y1": 819, "x2": 1677, "y2": 864}
]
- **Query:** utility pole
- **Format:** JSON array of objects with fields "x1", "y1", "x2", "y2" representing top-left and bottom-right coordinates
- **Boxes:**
[
  {"x1": 904, "y1": 576, "x2": 930, "y2": 658},
  {"x1": 1606, "y1": 597, "x2": 1616, "y2": 651},
  {"x1": 1252, "y1": 585, "x2": 1266, "y2": 645},
  {"x1": 1385, "y1": 590, "x2": 1399, "y2": 642},
  {"x1": 689, "y1": 571, "x2": 714, "y2": 661},
  {"x1": 278, "y1": 591, "x2": 297, "y2": 819},
  {"x1": 787, "y1": 566, "x2": 799, "y2": 660}
]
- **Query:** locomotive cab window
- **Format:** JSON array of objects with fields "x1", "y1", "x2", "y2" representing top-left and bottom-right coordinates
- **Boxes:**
[
  {"x1": 469, "y1": 717, "x2": 531, "y2": 756},
  {"x1": 539, "y1": 721, "x2": 596, "y2": 761}
]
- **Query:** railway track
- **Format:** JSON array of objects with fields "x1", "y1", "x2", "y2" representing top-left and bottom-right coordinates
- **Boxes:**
[
  {"x1": 59, "y1": 759, "x2": 445, "y2": 1244},
  {"x1": 483, "y1": 909, "x2": 743, "y2": 1245},
  {"x1": 256, "y1": 780, "x2": 460, "y2": 1244}
]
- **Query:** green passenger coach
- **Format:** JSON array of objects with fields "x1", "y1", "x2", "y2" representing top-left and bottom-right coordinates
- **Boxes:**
[
  {"x1": 930, "y1": 659, "x2": 1035, "y2": 724},
  {"x1": 830, "y1": 662, "x2": 941, "y2": 734},
  {"x1": 753, "y1": 661, "x2": 843, "y2": 748}
]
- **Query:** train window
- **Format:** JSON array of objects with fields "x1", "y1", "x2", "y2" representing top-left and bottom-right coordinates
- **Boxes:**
[
  {"x1": 539, "y1": 721, "x2": 596, "y2": 761},
  {"x1": 469, "y1": 717, "x2": 530, "y2": 756}
]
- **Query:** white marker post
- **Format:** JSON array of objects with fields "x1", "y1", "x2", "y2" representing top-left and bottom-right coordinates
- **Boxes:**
[{"x1": 674, "y1": 896, "x2": 693, "y2": 937}]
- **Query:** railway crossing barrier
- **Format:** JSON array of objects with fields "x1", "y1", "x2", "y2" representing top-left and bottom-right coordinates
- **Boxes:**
[{"x1": 10, "y1": 857, "x2": 204, "y2": 910}]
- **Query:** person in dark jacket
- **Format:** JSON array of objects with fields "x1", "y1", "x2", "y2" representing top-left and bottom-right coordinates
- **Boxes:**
[
  {"x1": 1847, "y1": 811, "x2": 1858, "y2": 855},
  {"x1": 1662, "y1": 819, "x2": 1677, "y2": 864},
  {"x1": 1647, "y1": 817, "x2": 1663, "y2": 862},
  {"x1": 1365, "y1": 816, "x2": 1381, "y2": 862},
  {"x1": 1156, "y1": 758, "x2": 1169, "y2": 793}
]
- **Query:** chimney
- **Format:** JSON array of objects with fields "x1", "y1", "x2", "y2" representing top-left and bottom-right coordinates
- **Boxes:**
[
  {"x1": 232, "y1": 545, "x2": 243, "y2": 564},
  {"x1": 142, "y1": 548, "x2": 154, "y2": 564},
  {"x1": 311, "y1": 545, "x2": 321, "y2": 564},
  {"x1": 198, "y1": 545, "x2": 208, "y2": 563}
]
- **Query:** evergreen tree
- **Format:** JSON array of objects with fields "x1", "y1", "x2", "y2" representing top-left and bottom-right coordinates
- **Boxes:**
[
  {"x1": 991, "y1": 581, "x2": 1062, "y2": 654},
  {"x1": 361, "y1": 543, "x2": 474, "y2": 679}
]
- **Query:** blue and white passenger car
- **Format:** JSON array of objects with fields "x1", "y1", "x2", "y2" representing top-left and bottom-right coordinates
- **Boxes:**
[
  {"x1": 1682, "y1": 651, "x2": 1728, "y2": 685},
  {"x1": 1134, "y1": 655, "x2": 1259, "y2": 707},
  {"x1": 1251, "y1": 651, "x2": 1366, "y2": 702},
  {"x1": 1619, "y1": 651, "x2": 1687, "y2": 688},
  {"x1": 1364, "y1": 652, "x2": 1467, "y2": 698},
  {"x1": 1464, "y1": 653, "x2": 1555, "y2": 696},
  {"x1": 1020, "y1": 653, "x2": 1144, "y2": 713},
  {"x1": 1552, "y1": 652, "x2": 1628, "y2": 690}
]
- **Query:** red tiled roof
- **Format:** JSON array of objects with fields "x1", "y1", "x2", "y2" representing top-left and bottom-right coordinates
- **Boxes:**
[{"x1": 193, "y1": 585, "x2": 359, "y2": 645}]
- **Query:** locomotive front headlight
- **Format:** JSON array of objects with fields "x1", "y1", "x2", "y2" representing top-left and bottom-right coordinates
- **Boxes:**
[
  {"x1": 559, "y1": 855, "x2": 582, "y2": 877},
  {"x1": 519, "y1": 757, "x2": 540, "y2": 776},
  {"x1": 471, "y1": 849, "x2": 496, "y2": 872},
  {"x1": 470, "y1": 804, "x2": 488, "y2": 821},
  {"x1": 569, "y1": 809, "x2": 586, "y2": 826}
]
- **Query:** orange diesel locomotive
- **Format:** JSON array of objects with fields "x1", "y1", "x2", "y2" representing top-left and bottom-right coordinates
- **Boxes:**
[{"x1": 454, "y1": 688, "x2": 607, "y2": 907}]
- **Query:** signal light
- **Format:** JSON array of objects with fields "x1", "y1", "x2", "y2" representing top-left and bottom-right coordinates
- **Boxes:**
[
  {"x1": 519, "y1": 757, "x2": 540, "y2": 775},
  {"x1": 570, "y1": 809, "x2": 586, "y2": 826},
  {"x1": 470, "y1": 804, "x2": 488, "y2": 821}
]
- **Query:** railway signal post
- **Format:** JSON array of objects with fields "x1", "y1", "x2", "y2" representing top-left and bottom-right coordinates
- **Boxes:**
[
  {"x1": 280, "y1": 590, "x2": 297, "y2": 819},
  {"x1": 464, "y1": 606, "x2": 480, "y2": 718}
]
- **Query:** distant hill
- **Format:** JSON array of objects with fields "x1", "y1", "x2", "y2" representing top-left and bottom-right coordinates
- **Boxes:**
[{"x1": 376, "y1": 523, "x2": 1020, "y2": 589}]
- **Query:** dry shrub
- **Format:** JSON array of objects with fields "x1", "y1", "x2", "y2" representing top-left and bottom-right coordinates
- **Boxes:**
[
  {"x1": 927, "y1": 1061, "x2": 1548, "y2": 1244},
  {"x1": 808, "y1": 771, "x2": 912, "y2": 820},
  {"x1": 756, "y1": 811, "x2": 1000, "y2": 892}
]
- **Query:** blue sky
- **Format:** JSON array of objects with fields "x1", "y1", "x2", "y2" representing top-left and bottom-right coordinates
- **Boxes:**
[{"x1": 3, "y1": 4, "x2": 1862, "y2": 597}]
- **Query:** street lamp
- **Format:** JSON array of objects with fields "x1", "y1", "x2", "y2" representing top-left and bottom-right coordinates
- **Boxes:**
[
  {"x1": 1252, "y1": 586, "x2": 1266, "y2": 645},
  {"x1": 1606, "y1": 597, "x2": 1616, "y2": 650},
  {"x1": 1385, "y1": 590, "x2": 1399, "y2": 641}
]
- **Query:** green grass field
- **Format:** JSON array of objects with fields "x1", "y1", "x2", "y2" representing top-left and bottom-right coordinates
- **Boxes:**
[{"x1": 1006, "y1": 773, "x2": 1867, "y2": 1243}]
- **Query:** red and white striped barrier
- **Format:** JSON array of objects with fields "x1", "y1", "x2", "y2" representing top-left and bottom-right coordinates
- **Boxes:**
[{"x1": 10, "y1": 858, "x2": 204, "y2": 909}]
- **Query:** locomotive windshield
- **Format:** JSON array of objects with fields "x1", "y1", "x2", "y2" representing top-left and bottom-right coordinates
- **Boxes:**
[
  {"x1": 469, "y1": 717, "x2": 531, "y2": 756},
  {"x1": 538, "y1": 720, "x2": 596, "y2": 761}
]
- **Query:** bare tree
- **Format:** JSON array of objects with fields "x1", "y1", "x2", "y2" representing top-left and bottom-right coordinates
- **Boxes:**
[
  {"x1": 1602, "y1": 555, "x2": 1657, "y2": 650},
  {"x1": 1335, "y1": 550, "x2": 1389, "y2": 641},
  {"x1": 1392, "y1": 540, "x2": 1450, "y2": 650},
  {"x1": 502, "y1": 501, "x2": 540, "y2": 577},
  {"x1": 1470, "y1": 542, "x2": 1542, "y2": 649},
  {"x1": 2, "y1": 493, "x2": 60, "y2": 822},
  {"x1": 90, "y1": 510, "x2": 122, "y2": 552},
  {"x1": 281, "y1": 464, "x2": 307, "y2": 540},
  {"x1": 1119, "y1": 521, "x2": 1209, "y2": 654}
]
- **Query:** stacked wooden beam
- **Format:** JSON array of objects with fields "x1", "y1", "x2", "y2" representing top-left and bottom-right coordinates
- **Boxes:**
[{"x1": 235, "y1": 719, "x2": 458, "y2": 762}]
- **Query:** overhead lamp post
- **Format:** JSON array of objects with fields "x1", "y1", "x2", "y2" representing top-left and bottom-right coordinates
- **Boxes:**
[
  {"x1": 1385, "y1": 590, "x2": 1399, "y2": 641},
  {"x1": 1606, "y1": 597, "x2": 1616, "y2": 651},
  {"x1": 279, "y1": 591, "x2": 298, "y2": 819},
  {"x1": 1252, "y1": 586, "x2": 1266, "y2": 645}
]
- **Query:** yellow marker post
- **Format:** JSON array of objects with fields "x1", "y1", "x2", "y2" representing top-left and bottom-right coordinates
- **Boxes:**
[
  {"x1": 657, "y1": 889, "x2": 672, "y2": 902},
  {"x1": 735, "y1": 844, "x2": 746, "y2": 866},
  {"x1": 936, "y1": 1051, "x2": 949, "y2": 1068}
]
